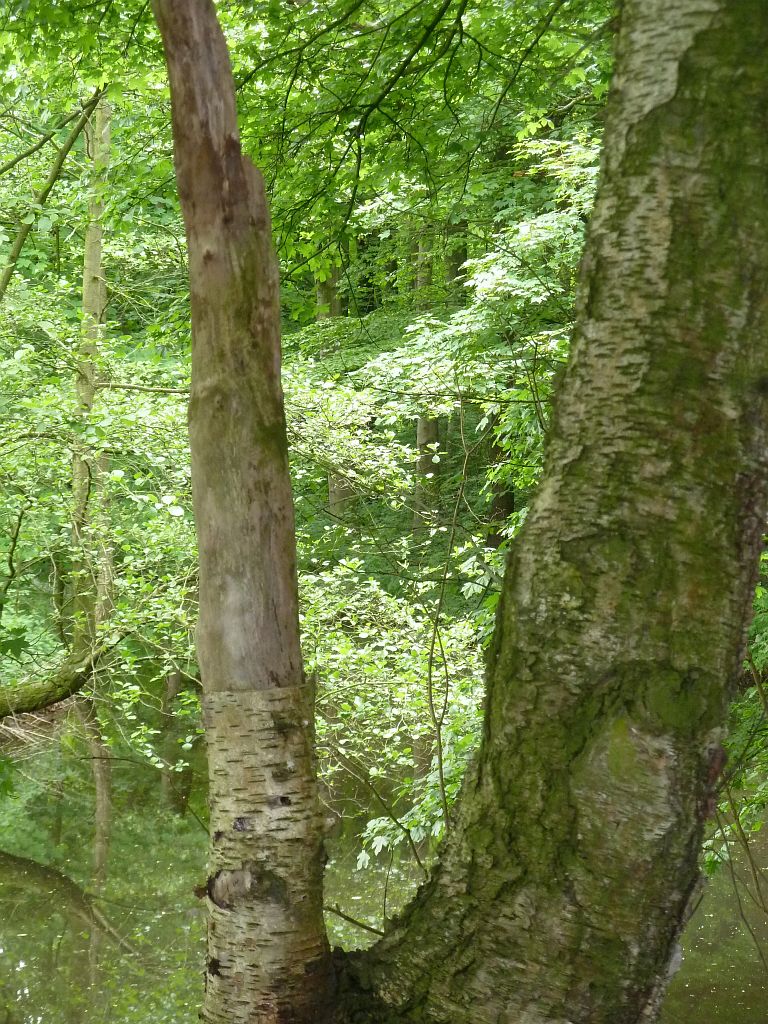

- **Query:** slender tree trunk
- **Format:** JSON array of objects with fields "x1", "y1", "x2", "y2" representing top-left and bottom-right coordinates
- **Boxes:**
[
  {"x1": 72, "y1": 98, "x2": 111, "y2": 651},
  {"x1": 340, "y1": 3, "x2": 768, "y2": 1021},
  {"x1": 486, "y1": 427, "x2": 515, "y2": 549},
  {"x1": 85, "y1": 707, "x2": 111, "y2": 894},
  {"x1": 160, "y1": 669, "x2": 194, "y2": 814},
  {"x1": 413, "y1": 232, "x2": 440, "y2": 531},
  {"x1": 445, "y1": 220, "x2": 468, "y2": 301},
  {"x1": 0, "y1": 91, "x2": 102, "y2": 304},
  {"x1": 415, "y1": 233, "x2": 432, "y2": 307},
  {"x1": 412, "y1": 415, "x2": 440, "y2": 532},
  {"x1": 317, "y1": 262, "x2": 355, "y2": 516},
  {"x1": 152, "y1": 2, "x2": 768, "y2": 1023},
  {"x1": 328, "y1": 475, "x2": 356, "y2": 517},
  {"x1": 152, "y1": 3, "x2": 332, "y2": 1022},
  {"x1": 316, "y1": 266, "x2": 342, "y2": 318},
  {"x1": 71, "y1": 104, "x2": 114, "y2": 975},
  {"x1": 77, "y1": 698, "x2": 112, "y2": 978}
]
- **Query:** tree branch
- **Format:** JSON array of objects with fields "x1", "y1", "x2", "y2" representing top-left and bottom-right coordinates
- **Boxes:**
[
  {"x1": 0, "y1": 502, "x2": 27, "y2": 624},
  {"x1": 0, "y1": 87, "x2": 105, "y2": 304},
  {"x1": 0, "y1": 638, "x2": 119, "y2": 719},
  {"x1": 0, "y1": 106, "x2": 82, "y2": 178}
]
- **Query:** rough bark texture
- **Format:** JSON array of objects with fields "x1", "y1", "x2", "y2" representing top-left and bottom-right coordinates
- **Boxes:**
[
  {"x1": 151, "y1": 2, "x2": 332, "y2": 1021},
  {"x1": 338, "y1": 2, "x2": 768, "y2": 1022}
]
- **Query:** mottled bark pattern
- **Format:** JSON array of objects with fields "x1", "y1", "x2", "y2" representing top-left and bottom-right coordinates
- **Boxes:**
[
  {"x1": 203, "y1": 688, "x2": 327, "y2": 1022},
  {"x1": 151, "y1": 1, "x2": 332, "y2": 1021},
  {"x1": 344, "y1": 2, "x2": 768, "y2": 1022}
]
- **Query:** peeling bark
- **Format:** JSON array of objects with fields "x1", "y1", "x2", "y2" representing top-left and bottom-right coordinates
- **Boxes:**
[
  {"x1": 341, "y1": 2, "x2": 768, "y2": 1022},
  {"x1": 151, "y1": 1, "x2": 332, "y2": 1021}
]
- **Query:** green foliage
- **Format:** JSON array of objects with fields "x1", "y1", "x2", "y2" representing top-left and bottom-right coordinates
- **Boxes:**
[
  {"x1": 0, "y1": 0, "x2": 613, "y2": 876},
  {"x1": 0, "y1": 3, "x2": 763, "y2": 1010}
]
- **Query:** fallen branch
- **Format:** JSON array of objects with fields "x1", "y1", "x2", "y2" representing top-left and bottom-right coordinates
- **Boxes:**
[{"x1": 0, "y1": 638, "x2": 119, "y2": 720}]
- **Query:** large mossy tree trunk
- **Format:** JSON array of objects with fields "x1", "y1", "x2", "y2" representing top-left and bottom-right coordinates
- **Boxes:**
[
  {"x1": 152, "y1": 2, "x2": 332, "y2": 1022},
  {"x1": 341, "y1": 2, "x2": 768, "y2": 1022}
]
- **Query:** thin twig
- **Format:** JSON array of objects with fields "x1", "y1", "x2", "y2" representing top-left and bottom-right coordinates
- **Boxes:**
[
  {"x1": 0, "y1": 107, "x2": 82, "y2": 178},
  {"x1": 0, "y1": 87, "x2": 105, "y2": 303},
  {"x1": 0, "y1": 502, "x2": 28, "y2": 623},
  {"x1": 323, "y1": 903, "x2": 385, "y2": 937},
  {"x1": 323, "y1": 741, "x2": 428, "y2": 876},
  {"x1": 724, "y1": 785, "x2": 768, "y2": 913},
  {"x1": 715, "y1": 812, "x2": 768, "y2": 975}
]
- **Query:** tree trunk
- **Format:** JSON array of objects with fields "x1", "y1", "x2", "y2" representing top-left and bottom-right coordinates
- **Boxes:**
[
  {"x1": 415, "y1": 234, "x2": 432, "y2": 308},
  {"x1": 486, "y1": 427, "x2": 515, "y2": 549},
  {"x1": 73, "y1": 105, "x2": 114, "y2": 981},
  {"x1": 328, "y1": 474, "x2": 356, "y2": 517},
  {"x1": 0, "y1": 102, "x2": 115, "y2": 721},
  {"x1": 160, "y1": 669, "x2": 194, "y2": 814},
  {"x1": 316, "y1": 260, "x2": 356, "y2": 516},
  {"x1": 71, "y1": 98, "x2": 111, "y2": 651},
  {"x1": 316, "y1": 266, "x2": 342, "y2": 319},
  {"x1": 340, "y1": 3, "x2": 768, "y2": 1021},
  {"x1": 413, "y1": 230, "x2": 440, "y2": 532},
  {"x1": 0, "y1": 92, "x2": 102, "y2": 304},
  {"x1": 151, "y1": 2, "x2": 332, "y2": 1022},
  {"x1": 445, "y1": 220, "x2": 468, "y2": 302},
  {"x1": 77, "y1": 697, "x2": 112, "y2": 977},
  {"x1": 412, "y1": 416, "x2": 440, "y2": 532}
]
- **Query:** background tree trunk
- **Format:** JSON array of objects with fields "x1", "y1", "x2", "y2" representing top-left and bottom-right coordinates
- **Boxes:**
[
  {"x1": 72, "y1": 98, "x2": 111, "y2": 651},
  {"x1": 151, "y1": 2, "x2": 333, "y2": 1022},
  {"x1": 316, "y1": 266, "x2": 342, "y2": 319},
  {"x1": 317, "y1": 260, "x2": 356, "y2": 517},
  {"x1": 160, "y1": 669, "x2": 194, "y2": 815},
  {"x1": 341, "y1": 2, "x2": 768, "y2": 1022},
  {"x1": 412, "y1": 416, "x2": 440, "y2": 532}
]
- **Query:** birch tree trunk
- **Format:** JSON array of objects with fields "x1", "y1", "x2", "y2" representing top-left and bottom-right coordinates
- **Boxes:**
[
  {"x1": 340, "y1": 2, "x2": 768, "y2": 1021},
  {"x1": 151, "y1": 3, "x2": 332, "y2": 1021}
]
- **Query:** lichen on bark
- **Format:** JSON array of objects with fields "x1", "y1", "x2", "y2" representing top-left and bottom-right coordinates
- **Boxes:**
[{"x1": 337, "y1": 2, "x2": 768, "y2": 1021}]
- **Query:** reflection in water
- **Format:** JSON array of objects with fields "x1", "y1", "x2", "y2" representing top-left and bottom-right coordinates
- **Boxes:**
[
  {"x1": 0, "y1": 744, "x2": 766, "y2": 1022},
  {"x1": 0, "y1": 746, "x2": 207, "y2": 1024},
  {"x1": 663, "y1": 828, "x2": 768, "y2": 1024}
]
